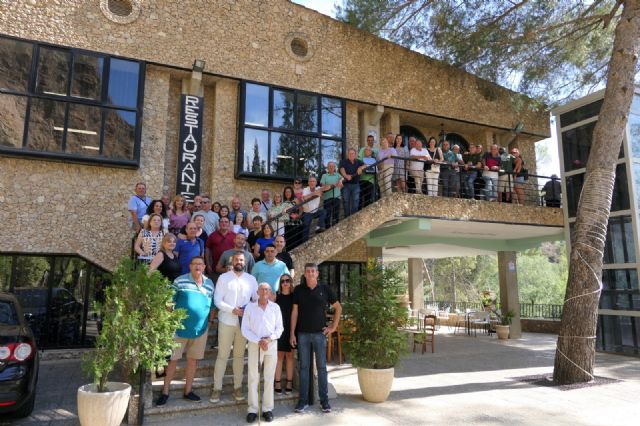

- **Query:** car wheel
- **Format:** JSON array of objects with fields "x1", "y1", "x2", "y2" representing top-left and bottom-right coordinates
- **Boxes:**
[{"x1": 13, "y1": 392, "x2": 36, "y2": 418}]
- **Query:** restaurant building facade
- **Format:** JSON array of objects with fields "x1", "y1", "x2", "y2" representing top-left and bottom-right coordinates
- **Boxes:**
[{"x1": 0, "y1": 0, "x2": 561, "y2": 349}]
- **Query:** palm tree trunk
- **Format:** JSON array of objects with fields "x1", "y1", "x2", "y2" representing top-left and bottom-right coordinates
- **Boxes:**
[{"x1": 553, "y1": 0, "x2": 640, "y2": 384}]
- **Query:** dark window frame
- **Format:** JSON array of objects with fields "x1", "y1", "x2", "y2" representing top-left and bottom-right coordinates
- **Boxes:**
[
  {"x1": 237, "y1": 80, "x2": 346, "y2": 181},
  {"x1": 0, "y1": 34, "x2": 145, "y2": 168}
]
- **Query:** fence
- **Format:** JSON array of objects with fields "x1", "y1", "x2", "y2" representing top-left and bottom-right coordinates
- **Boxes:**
[{"x1": 427, "y1": 301, "x2": 563, "y2": 320}]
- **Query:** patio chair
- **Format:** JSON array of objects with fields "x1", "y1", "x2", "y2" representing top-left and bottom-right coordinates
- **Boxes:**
[
  {"x1": 469, "y1": 311, "x2": 491, "y2": 336},
  {"x1": 327, "y1": 319, "x2": 354, "y2": 364},
  {"x1": 413, "y1": 315, "x2": 436, "y2": 354},
  {"x1": 454, "y1": 310, "x2": 472, "y2": 335}
]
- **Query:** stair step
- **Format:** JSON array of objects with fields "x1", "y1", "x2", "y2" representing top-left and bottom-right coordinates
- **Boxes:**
[
  {"x1": 152, "y1": 376, "x2": 260, "y2": 396},
  {"x1": 158, "y1": 357, "x2": 250, "y2": 380},
  {"x1": 146, "y1": 388, "x2": 298, "y2": 418}
]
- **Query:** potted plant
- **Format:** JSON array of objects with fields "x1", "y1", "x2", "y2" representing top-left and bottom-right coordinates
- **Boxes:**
[
  {"x1": 343, "y1": 259, "x2": 409, "y2": 402},
  {"x1": 78, "y1": 258, "x2": 185, "y2": 426},
  {"x1": 494, "y1": 309, "x2": 514, "y2": 340}
]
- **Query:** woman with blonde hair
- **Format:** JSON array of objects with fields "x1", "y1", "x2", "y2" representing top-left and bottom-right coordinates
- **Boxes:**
[
  {"x1": 134, "y1": 213, "x2": 165, "y2": 263},
  {"x1": 168, "y1": 195, "x2": 190, "y2": 235},
  {"x1": 148, "y1": 233, "x2": 181, "y2": 282}
]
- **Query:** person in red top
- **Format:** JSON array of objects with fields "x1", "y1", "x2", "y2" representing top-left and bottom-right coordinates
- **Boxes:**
[{"x1": 205, "y1": 216, "x2": 236, "y2": 281}]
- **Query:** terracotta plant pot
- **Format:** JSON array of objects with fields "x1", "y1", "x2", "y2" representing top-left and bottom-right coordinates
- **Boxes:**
[
  {"x1": 77, "y1": 382, "x2": 131, "y2": 426},
  {"x1": 357, "y1": 367, "x2": 394, "y2": 402},
  {"x1": 495, "y1": 325, "x2": 510, "y2": 340}
]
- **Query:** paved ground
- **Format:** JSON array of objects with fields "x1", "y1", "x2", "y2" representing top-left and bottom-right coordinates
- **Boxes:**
[{"x1": 4, "y1": 330, "x2": 640, "y2": 425}]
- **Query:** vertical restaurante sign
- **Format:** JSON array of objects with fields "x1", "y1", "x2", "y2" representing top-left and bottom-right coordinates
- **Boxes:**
[{"x1": 176, "y1": 95, "x2": 204, "y2": 201}]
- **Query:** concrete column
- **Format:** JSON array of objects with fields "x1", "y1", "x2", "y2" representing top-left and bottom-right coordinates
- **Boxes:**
[
  {"x1": 407, "y1": 258, "x2": 424, "y2": 311},
  {"x1": 498, "y1": 251, "x2": 522, "y2": 338},
  {"x1": 366, "y1": 246, "x2": 383, "y2": 262}
]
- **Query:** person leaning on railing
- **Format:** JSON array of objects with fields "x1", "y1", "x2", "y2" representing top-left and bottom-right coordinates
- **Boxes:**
[
  {"x1": 358, "y1": 146, "x2": 378, "y2": 208},
  {"x1": 377, "y1": 133, "x2": 397, "y2": 197},
  {"x1": 542, "y1": 175, "x2": 562, "y2": 208},
  {"x1": 340, "y1": 148, "x2": 367, "y2": 217},
  {"x1": 320, "y1": 161, "x2": 344, "y2": 228},
  {"x1": 409, "y1": 139, "x2": 431, "y2": 194},
  {"x1": 512, "y1": 148, "x2": 526, "y2": 205}
]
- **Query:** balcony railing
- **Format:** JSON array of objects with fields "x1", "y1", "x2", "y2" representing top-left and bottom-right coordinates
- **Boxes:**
[{"x1": 267, "y1": 155, "x2": 562, "y2": 251}]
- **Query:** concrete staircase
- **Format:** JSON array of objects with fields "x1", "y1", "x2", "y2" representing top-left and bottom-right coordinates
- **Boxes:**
[
  {"x1": 145, "y1": 325, "x2": 298, "y2": 420},
  {"x1": 289, "y1": 192, "x2": 564, "y2": 271}
]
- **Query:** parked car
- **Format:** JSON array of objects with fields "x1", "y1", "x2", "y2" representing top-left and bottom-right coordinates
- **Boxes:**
[
  {"x1": 13, "y1": 287, "x2": 83, "y2": 347},
  {"x1": 0, "y1": 292, "x2": 39, "y2": 418}
]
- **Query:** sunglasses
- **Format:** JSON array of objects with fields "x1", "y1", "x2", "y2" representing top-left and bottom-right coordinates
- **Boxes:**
[{"x1": 280, "y1": 279, "x2": 292, "y2": 283}]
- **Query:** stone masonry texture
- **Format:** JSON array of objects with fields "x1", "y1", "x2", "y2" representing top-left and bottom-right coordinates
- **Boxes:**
[{"x1": 0, "y1": 0, "x2": 552, "y2": 271}]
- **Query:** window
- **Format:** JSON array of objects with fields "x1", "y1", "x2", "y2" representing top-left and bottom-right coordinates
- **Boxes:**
[
  {"x1": 0, "y1": 35, "x2": 144, "y2": 166},
  {"x1": 600, "y1": 269, "x2": 640, "y2": 310},
  {"x1": 239, "y1": 82, "x2": 344, "y2": 180},
  {"x1": 603, "y1": 215, "x2": 636, "y2": 264},
  {"x1": 0, "y1": 253, "x2": 111, "y2": 349},
  {"x1": 559, "y1": 99, "x2": 603, "y2": 128},
  {"x1": 566, "y1": 164, "x2": 629, "y2": 218}
]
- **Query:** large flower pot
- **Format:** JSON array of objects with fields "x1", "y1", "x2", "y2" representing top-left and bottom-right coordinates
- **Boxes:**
[
  {"x1": 357, "y1": 367, "x2": 394, "y2": 403},
  {"x1": 495, "y1": 325, "x2": 510, "y2": 340},
  {"x1": 77, "y1": 382, "x2": 131, "y2": 426}
]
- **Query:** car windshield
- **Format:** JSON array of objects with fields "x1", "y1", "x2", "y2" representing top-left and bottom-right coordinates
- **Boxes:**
[
  {"x1": 13, "y1": 289, "x2": 48, "y2": 309},
  {"x1": 0, "y1": 300, "x2": 19, "y2": 326}
]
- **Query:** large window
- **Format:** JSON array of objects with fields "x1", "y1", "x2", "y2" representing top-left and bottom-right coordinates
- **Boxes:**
[
  {"x1": 239, "y1": 82, "x2": 345, "y2": 180},
  {"x1": 0, "y1": 253, "x2": 111, "y2": 349},
  {"x1": 0, "y1": 35, "x2": 144, "y2": 166}
]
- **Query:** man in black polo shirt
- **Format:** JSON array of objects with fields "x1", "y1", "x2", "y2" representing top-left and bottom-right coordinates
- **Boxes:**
[
  {"x1": 290, "y1": 263, "x2": 342, "y2": 414},
  {"x1": 339, "y1": 148, "x2": 367, "y2": 218}
]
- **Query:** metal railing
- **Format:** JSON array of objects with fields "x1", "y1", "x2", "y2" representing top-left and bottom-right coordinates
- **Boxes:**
[
  {"x1": 265, "y1": 155, "x2": 562, "y2": 252},
  {"x1": 427, "y1": 301, "x2": 563, "y2": 320}
]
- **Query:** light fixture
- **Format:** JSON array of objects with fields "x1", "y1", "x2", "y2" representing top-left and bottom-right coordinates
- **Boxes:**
[
  {"x1": 53, "y1": 126, "x2": 97, "y2": 135},
  {"x1": 192, "y1": 59, "x2": 206, "y2": 73}
]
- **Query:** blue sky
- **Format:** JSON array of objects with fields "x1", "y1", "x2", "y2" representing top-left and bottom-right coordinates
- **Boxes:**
[{"x1": 291, "y1": 0, "x2": 559, "y2": 178}]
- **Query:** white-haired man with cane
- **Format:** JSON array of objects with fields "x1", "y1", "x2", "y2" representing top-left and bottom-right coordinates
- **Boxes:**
[{"x1": 241, "y1": 282, "x2": 284, "y2": 423}]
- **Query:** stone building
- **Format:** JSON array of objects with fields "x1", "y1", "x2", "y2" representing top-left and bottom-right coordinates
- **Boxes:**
[{"x1": 0, "y1": 0, "x2": 561, "y2": 356}]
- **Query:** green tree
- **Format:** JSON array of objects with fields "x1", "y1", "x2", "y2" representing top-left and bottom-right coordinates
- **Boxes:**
[{"x1": 338, "y1": 0, "x2": 640, "y2": 385}]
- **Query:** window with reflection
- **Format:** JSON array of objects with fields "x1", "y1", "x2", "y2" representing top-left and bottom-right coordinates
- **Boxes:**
[
  {"x1": 568, "y1": 164, "x2": 630, "y2": 217},
  {"x1": 629, "y1": 113, "x2": 640, "y2": 158},
  {"x1": 603, "y1": 215, "x2": 636, "y2": 264},
  {"x1": 0, "y1": 253, "x2": 111, "y2": 349},
  {"x1": 597, "y1": 314, "x2": 640, "y2": 355},
  {"x1": 600, "y1": 269, "x2": 640, "y2": 310},
  {"x1": 0, "y1": 35, "x2": 144, "y2": 165},
  {"x1": 240, "y1": 82, "x2": 345, "y2": 179},
  {"x1": 559, "y1": 99, "x2": 602, "y2": 128}
]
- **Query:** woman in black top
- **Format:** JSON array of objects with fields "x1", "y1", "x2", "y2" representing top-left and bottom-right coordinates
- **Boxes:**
[
  {"x1": 274, "y1": 273, "x2": 294, "y2": 394},
  {"x1": 148, "y1": 233, "x2": 181, "y2": 282}
]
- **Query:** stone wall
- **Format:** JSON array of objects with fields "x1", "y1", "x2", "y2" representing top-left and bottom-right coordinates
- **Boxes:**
[
  {"x1": 521, "y1": 319, "x2": 561, "y2": 334},
  {"x1": 0, "y1": 0, "x2": 548, "y2": 137}
]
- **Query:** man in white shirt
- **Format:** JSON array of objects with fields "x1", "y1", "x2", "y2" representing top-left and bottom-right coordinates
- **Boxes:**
[
  {"x1": 241, "y1": 283, "x2": 283, "y2": 423},
  {"x1": 259, "y1": 189, "x2": 273, "y2": 213},
  {"x1": 301, "y1": 175, "x2": 327, "y2": 242},
  {"x1": 409, "y1": 140, "x2": 431, "y2": 195},
  {"x1": 210, "y1": 251, "x2": 258, "y2": 404}
]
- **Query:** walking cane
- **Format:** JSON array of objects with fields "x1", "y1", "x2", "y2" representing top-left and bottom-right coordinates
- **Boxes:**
[{"x1": 257, "y1": 344, "x2": 262, "y2": 426}]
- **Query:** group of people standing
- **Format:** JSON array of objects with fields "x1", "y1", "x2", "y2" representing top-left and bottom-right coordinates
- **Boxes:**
[
  {"x1": 360, "y1": 132, "x2": 528, "y2": 204},
  {"x1": 127, "y1": 183, "x2": 339, "y2": 422}
]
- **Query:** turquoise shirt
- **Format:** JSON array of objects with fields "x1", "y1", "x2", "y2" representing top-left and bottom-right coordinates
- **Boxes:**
[
  {"x1": 320, "y1": 172, "x2": 342, "y2": 200},
  {"x1": 172, "y1": 273, "x2": 215, "y2": 339},
  {"x1": 251, "y1": 259, "x2": 289, "y2": 293}
]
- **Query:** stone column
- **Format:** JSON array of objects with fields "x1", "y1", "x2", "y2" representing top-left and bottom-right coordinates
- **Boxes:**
[
  {"x1": 498, "y1": 251, "x2": 522, "y2": 338},
  {"x1": 366, "y1": 245, "x2": 383, "y2": 262},
  {"x1": 407, "y1": 258, "x2": 424, "y2": 311}
]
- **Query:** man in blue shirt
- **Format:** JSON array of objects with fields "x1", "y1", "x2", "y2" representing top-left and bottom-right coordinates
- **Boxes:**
[
  {"x1": 156, "y1": 256, "x2": 215, "y2": 406},
  {"x1": 251, "y1": 244, "x2": 289, "y2": 299},
  {"x1": 176, "y1": 222, "x2": 205, "y2": 274},
  {"x1": 127, "y1": 182, "x2": 151, "y2": 233}
]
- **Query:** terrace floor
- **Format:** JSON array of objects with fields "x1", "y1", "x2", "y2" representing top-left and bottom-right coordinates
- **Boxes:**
[{"x1": 6, "y1": 331, "x2": 640, "y2": 425}]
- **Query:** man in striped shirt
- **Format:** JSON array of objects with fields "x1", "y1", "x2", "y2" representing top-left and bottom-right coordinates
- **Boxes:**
[{"x1": 156, "y1": 256, "x2": 215, "y2": 406}]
